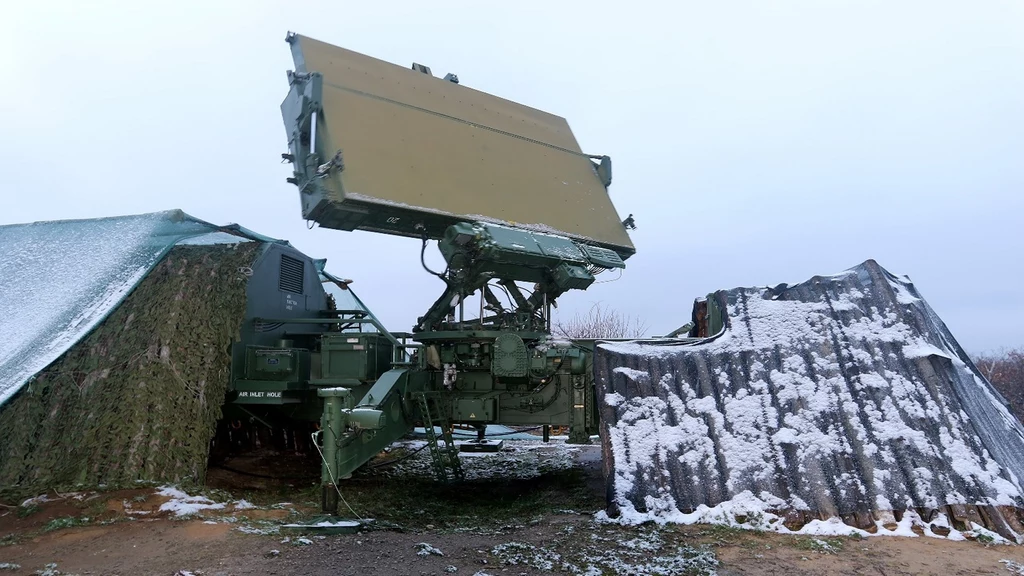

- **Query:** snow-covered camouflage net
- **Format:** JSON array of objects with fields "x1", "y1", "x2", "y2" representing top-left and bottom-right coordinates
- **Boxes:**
[
  {"x1": 0, "y1": 210, "x2": 256, "y2": 407},
  {"x1": 0, "y1": 241, "x2": 263, "y2": 495},
  {"x1": 594, "y1": 260, "x2": 1024, "y2": 541}
]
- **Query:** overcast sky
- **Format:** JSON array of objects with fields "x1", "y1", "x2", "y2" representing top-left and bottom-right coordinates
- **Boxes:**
[{"x1": 1, "y1": 1, "x2": 1021, "y2": 354}]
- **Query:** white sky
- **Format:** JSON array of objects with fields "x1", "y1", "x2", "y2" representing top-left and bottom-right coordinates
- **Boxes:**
[{"x1": 1, "y1": 1, "x2": 1022, "y2": 354}]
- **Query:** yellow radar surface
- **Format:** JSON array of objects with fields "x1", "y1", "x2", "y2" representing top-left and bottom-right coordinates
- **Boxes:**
[{"x1": 286, "y1": 34, "x2": 634, "y2": 257}]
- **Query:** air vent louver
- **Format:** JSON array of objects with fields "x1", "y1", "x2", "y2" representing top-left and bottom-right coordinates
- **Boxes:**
[{"x1": 279, "y1": 254, "x2": 305, "y2": 294}]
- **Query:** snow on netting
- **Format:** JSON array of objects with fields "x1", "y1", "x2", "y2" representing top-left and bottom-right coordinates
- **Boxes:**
[
  {"x1": 594, "y1": 260, "x2": 1024, "y2": 540},
  {"x1": 0, "y1": 210, "x2": 253, "y2": 407}
]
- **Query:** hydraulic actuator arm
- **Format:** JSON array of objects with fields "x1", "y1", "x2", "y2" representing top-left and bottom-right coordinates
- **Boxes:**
[{"x1": 415, "y1": 222, "x2": 625, "y2": 332}]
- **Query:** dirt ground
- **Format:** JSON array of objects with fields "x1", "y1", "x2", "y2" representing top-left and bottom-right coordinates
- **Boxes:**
[{"x1": 1, "y1": 442, "x2": 1022, "y2": 576}]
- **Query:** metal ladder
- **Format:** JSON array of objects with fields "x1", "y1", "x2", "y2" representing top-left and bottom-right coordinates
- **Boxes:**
[{"x1": 416, "y1": 393, "x2": 464, "y2": 482}]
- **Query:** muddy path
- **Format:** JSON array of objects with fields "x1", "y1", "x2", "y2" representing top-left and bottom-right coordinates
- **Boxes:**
[{"x1": 1, "y1": 442, "x2": 1022, "y2": 575}]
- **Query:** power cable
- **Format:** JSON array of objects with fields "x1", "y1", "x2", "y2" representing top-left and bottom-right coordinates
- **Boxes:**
[{"x1": 312, "y1": 430, "x2": 362, "y2": 519}]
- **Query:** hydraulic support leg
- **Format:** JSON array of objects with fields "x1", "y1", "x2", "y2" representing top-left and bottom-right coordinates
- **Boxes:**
[{"x1": 318, "y1": 388, "x2": 350, "y2": 514}]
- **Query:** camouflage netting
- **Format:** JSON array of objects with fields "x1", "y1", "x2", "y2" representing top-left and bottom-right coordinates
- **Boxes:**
[{"x1": 0, "y1": 243, "x2": 261, "y2": 498}]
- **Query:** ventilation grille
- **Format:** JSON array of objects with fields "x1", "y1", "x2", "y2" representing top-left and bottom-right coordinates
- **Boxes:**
[{"x1": 279, "y1": 254, "x2": 305, "y2": 294}]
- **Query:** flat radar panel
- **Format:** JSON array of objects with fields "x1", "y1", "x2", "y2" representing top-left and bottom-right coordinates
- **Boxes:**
[{"x1": 282, "y1": 33, "x2": 635, "y2": 258}]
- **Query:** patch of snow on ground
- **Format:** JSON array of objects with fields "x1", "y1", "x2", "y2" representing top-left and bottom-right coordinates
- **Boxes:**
[
  {"x1": 379, "y1": 438, "x2": 579, "y2": 481},
  {"x1": 34, "y1": 564, "x2": 64, "y2": 576},
  {"x1": 315, "y1": 520, "x2": 360, "y2": 527},
  {"x1": 808, "y1": 538, "x2": 840, "y2": 554},
  {"x1": 20, "y1": 494, "x2": 52, "y2": 507},
  {"x1": 596, "y1": 491, "x2": 1022, "y2": 543},
  {"x1": 280, "y1": 520, "x2": 361, "y2": 529},
  {"x1": 491, "y1": 542, "x2": 562, "y2": 571},
  {"x1": 415, "y1": 542, "x2": 444, "y2": 556},
  {"x1": 156, "y1": 486, "x2": 226, "y2": 516},
  {"x1": 1002, "y1": 559, "x2": 1024, "y2": 575},
  {"x1": 236, "y1": 525, "x2": 280, "y2": 535},
  {"x1": 516, "y1": 529, "x2": 720, "y2": 576}
]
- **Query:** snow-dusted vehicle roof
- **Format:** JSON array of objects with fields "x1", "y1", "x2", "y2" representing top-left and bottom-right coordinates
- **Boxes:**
[{"x1": 594, "y1": 260, "x2": 1024, "y2": 540}]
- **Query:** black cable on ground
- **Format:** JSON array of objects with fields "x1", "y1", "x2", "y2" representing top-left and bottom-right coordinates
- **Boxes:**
[{"x1": 458, "y1": 426, "x2": 543, "y2": 438}]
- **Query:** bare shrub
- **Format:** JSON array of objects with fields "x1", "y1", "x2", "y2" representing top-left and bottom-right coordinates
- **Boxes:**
[
  {"x1": 553, "y1": 302, "x2": 648, "y2": 340},
  {"x1": 973, "y1": 347, "x2": 1024, "y2": 425}
]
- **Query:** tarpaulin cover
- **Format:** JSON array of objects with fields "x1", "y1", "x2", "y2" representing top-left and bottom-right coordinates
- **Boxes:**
[
  {"x1": 594, "y1": 260, "x2": 1024, "y2": 538},
  {"x1": 0, "y1": 210, "x2": 263, "y2": 407}
]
